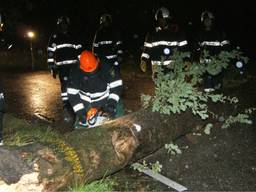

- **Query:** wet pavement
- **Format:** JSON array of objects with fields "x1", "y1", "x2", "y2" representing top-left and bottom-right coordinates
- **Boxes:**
[{"x1": 1, "y1": 71, "x2": 63, "y2": 123}]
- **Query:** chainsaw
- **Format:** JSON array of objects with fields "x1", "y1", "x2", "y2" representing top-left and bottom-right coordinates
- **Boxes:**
[{"x1": 74, "y1": 108, "x2": 109, "y2": 129}]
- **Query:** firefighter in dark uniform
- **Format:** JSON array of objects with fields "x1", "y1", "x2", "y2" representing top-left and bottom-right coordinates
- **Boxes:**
[
  {"x1": 196, "y1": 11, "x2": 230, "y2": 92},
  {"x1": 92, "y1": 14, "x2": 123, "y2": 73},
  {"x1": 47, "y1": 16, "x2": 82, "y2": 123},
  {"x1": 67, "y1": 51, "x2": 123, "y2": 128},
  {"x1": 0, "y1": 82, "x2": 4, "y2": 145},
  {"x1": 140, "y1": 7, "x2": 189, "y2": 79},
  {"x1": 0, "y1": 13, "x2": 12, "y2": 52},
  {"x1": 0, "y1": 13, "x2": 6, "y2": 145}
]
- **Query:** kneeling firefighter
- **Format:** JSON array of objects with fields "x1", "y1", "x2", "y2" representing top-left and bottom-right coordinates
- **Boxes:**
[
  {"x1": 0, "y1": 83, "x2": 4, "y2": 145},
  {"x1": 67, "y1": 51, "x2": 124, "y2": 128}
]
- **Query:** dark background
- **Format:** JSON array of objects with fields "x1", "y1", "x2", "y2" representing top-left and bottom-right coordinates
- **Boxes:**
[{"x1": 1, "y1": 0, "x2": 255, "y2": 59}]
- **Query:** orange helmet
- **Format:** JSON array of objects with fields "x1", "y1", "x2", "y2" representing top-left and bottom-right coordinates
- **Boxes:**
[{"x1": 80, "y1": 51, "x2": 99, "y2": 73}]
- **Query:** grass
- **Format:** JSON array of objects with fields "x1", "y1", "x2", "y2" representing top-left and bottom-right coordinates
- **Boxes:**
[
  {"x1": 68, "y1": 178, "x2": 117, "y2": 192},
  {"x1": 5, "y1": 125, "x2": 59, "y2": 146}
]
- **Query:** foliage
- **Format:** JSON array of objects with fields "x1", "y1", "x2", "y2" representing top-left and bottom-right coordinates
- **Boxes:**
[
  {"x1": 244, "y1": 107, "x2": 256, "y2": 115},
  {"x1": 151, "y1": 161, "x2": 163, "y2": 174},
  {"x1": 165, "y1": 142, "x2": 182, "y2": 155},
  {"x1": 68, "y1": 178, "x2": 117, "y2": 192},
  {"x1": 222, "y1": 113, "x2": 253, "y2": 129},
  {"x1": 141, "y1": 50, "x2": 247, "y2": 120},
  {"x1": 221, "y1": 107, "x2": 256, "y2": 129},
  {"x1": 131, "y1": 160, "x2": 148, "y2": 172},
  {"x1": 201, "y1": 107, "x2": 254, "y2": 135},
  {"x1": 132, "y1": 160, "x2": 162, "y2": 174},
  {"x1": 201, "y1": 50, "x2": 238, "y2": 75},
  {"x1": 204, "y1": 123, "x2": 213, "y2": 135}
]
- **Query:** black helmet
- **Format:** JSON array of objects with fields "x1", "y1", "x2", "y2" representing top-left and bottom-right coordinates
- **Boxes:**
[
  {"x1": 56, "y1": 16, "x2": 70, "y2": 33},
  {"x1": 155, "y1": 7, "x2": 171, "y2": 21},
  {"x1": 57, "y1": 16, "x2": 70, "y2": 26},
  {"x1": 100, "y1": 14, "x2": 112, "y2": 25},
  {"x1": 201, "y1": 11, "x2": 214, "y2": 22}
]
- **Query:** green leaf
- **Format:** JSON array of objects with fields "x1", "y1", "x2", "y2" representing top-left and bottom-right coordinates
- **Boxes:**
[{"x1": 204, "y1": 123, "x2": 213, "y2": 135}]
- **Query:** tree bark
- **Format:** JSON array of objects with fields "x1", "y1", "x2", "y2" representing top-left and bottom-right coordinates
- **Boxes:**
[{"x1": 0, "y1": 107, "x2": 218, "y2": 191}]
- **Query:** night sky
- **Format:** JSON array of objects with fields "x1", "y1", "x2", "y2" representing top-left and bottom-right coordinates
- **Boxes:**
[{"x1": 1, "y1": 0, "x2": 255, "y2": 58}]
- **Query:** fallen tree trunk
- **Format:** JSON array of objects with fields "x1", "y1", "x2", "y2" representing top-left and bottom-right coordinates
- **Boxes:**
[{"x1": 0, "y1": 104, "x2": 225, "y2": 191}]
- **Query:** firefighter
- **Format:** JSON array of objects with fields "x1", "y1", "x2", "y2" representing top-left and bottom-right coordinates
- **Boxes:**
[
  {"x1": 47, "y1": 16, "x2": 82, "y2": 123},
  {"x1": 0, "y1": 83, "x2": 4, "y2": 145},
  {"x1": 0, "y1": 13, "x2": 9, "y2": 146},
  {"x1": 67, "y1": 51, "x2": 123, "y2": 128},
  {"x1": 140, "y1": 7, "x2": 189, "y2": 79},
  {"x1": 196, "y1": 11, "x2": 230, "y2": 92},
  {"x1": 0, "y1": 13, "x2": 2, "y2": 31},
  {"x1": 92, "y1": 14, "x2": 123, "y2": 73},
  {"x1": 0, "y1": 14, "x2": 4, "y2": 145}
]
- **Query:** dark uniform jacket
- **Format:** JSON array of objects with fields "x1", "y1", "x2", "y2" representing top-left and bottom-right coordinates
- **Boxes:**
[
  {"x1": 67, "y1": 64, "x2": 123, "y2": 119},
  {"x1": 47, "y1": 31, "x2": 82, "y2": 68},
  {"x1": 196, "y1": 27, "x2": 230, "y2": 61},
  {"x1": 92, "y1": 26, "x2": 123, "y2": 67},
  {"x1": 0, "y1": 32, "x2": 6, "y2": 112},
  {"x1": 141, "y1": 24, "x2": 189, "y2": 66}
]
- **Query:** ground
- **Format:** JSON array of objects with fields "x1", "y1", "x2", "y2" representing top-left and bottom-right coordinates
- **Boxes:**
[
  {"x1": 0, "y1": 63, "x2": 256, "y2": 191},
  {"x1": 112, "y1": 121, "x2": 256, "y2": 191}
]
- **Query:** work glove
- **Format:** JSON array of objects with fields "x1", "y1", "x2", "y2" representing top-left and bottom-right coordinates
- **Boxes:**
[
  {"x1": 78, "y1": 116, "x2": 87, "y2": 127},
  {"x1": 140, "y1": 60, "x2": 147, "y2": 73},
  {"x1": 102, "y1": 103, "x2": 116, "y2": 118}
]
